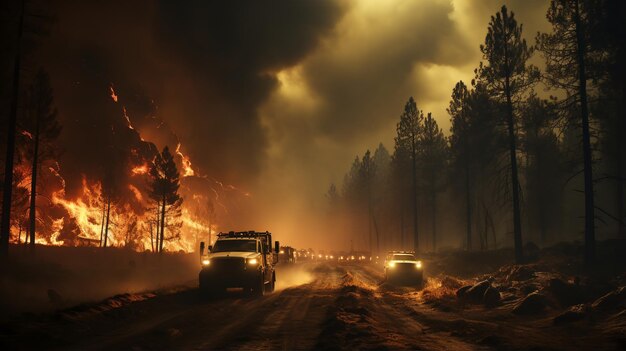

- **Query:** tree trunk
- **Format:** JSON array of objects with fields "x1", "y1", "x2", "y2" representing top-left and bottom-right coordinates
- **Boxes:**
[
  {"x1": 411, "y1": 139, "x2": 419, "y2": 252},
  {"x1": 574, "y1": 0, "x2": 595, "y2": 267},
  {"x1": 504, "y1": 40, "x2": 524, "y2": 264},
  {"x1": 617, "y1": 80, "x2": 625, "y2": 238},
  {"x1": 0, "y1": 0, "x2": 25, "y2": 257},
  {"x1": 399, "y1": 205, "x2": 405, "y2": 249},
  {"x1": 159, "y1": 197, "x2": 166, "y2": 253},
  {"x1": 28, "y1": 118, "x2": 40, "y2": 249},
  {"x1": 431, "y1": 184, "x2": 437, "y2": 252},
  {"x1": 372, "y1": 213, "x2": 380, "y2": 255},
  {"x1": 99, "y1": 203, "x2": 106, "y2": 247},
  {"x1": 149, "y1": 221, "x2": 154, "y2": 252},
  {"x1": 465, "y1": 160, "x2": 472, "y2": 251},
  {"x1": 103, "y1": 195, "x2": 111, "y2": 247}
]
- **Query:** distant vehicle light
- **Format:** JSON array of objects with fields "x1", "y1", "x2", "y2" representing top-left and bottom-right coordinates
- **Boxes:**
[
  {"x1": 248, "y1": 258, "x2": 259, "y2": 265},
  {"x1": 318, "y1": 254, "x2": 322, "y2": 258},
  {"x1": 280, "y1": 250, "x2": 285, "y2": 254},
  {"x1": 416, "y1": 261, "x2": 422, "y2": 269},
  {"x1": 330, "y1": 255, "x2": 334, "y2": 259},
  {"x1": 202, "y1": 259, "x2": 210, "y2": 266}
]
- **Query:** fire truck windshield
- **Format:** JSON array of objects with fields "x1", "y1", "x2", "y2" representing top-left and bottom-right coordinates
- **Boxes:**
[{"x1": 212, "y1": 239, "x2": 258, "y2": 252}]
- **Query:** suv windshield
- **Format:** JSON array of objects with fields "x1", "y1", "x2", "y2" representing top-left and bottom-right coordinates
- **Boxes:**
[
  {"x1": 392, "y1": 254, "x2": 415, "y2": 261},
  {"x1": 212, "y1": 239, "x2": 257, "y2": 252}
]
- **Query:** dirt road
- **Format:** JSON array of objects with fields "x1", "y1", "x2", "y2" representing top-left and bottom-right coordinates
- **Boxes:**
[{"x1": 1, "y1": 262, "x2": 619, "y2": 350}]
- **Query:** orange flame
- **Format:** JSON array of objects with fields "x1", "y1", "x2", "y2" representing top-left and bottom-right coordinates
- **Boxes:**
[
  {"x1": 175, "y1": 143, "x2": 195, "y2": 177},
  {"x1": 131, "y1": 163, "x2": 149, "y2": 176},
  {"x1": 109, "y1": 85, "x2": 118, "y2": 102}
]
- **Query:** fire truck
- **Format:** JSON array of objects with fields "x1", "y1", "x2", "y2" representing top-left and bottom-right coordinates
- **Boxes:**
[{"x1": 199, "y1": 231, "x2": 279, "y2": 296}]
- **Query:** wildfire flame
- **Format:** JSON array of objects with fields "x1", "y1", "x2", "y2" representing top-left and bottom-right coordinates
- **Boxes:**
[
  {"x1": 175, "y1": 143, "x2": 196, "y2": 177},
  {"x1": 131, "y1": 163, "x2": 149, "y2": 176},
  {"x1": 109, "y1": 85, "x2": 118, "y2": 102},
  {"x1": 8, "y1": 84, "x2": 252, "y2": 253}
]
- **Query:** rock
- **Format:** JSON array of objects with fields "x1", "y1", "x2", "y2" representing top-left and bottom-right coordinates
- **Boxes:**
[
  {"x1": 591, "y1": 287, "x2": 626, "y2": 312},
  {"x1": 553, "y1": 304, "x2": 588, "y2": 325},
  {"x1": 512, "y1": 292, "x2": 548, "y2": 315},
  {"x1": 464, "y1": 280, "x2": 491, "y2": 302},
  {"x1": 520, "y1": 283, "x2": 539, "y2": 296},
  {"x1": 505, "y1": 265, "x2": 535, "y2": 282},
  {"x1": 548, "y1": 278, "x2": 584, "y2": 307},
  {"x1": 456, "y1": 285, "x2": 472, "y2": 299},
  {"x1": 483, "y1": 287, "x2": 501, "y2": 308}
]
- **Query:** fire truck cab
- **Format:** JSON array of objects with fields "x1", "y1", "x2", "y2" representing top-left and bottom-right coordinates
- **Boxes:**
[{"x1": 199, "y1": 231, "x2": 279, "y2": 296}]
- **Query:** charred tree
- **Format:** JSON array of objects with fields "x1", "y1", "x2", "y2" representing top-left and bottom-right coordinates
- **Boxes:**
[
  {"x1": 148, "y1": 146, "x2": 182, "y2": 254},
  {"x1": 420, "y1": 113, "x2": 448, "y2": 252},
  {"x1": 479, "y1": 5, "x2": 538, "y2": 263},
  {"x1": 23, "y1": 70, "x2": 60, "y2": 249},
  {"x1": 537, "y1": 0, "x2": 604, "y2": 266},
  {"x1": 448, "y1": 81, "x2": 473, "y2": 250},
  {"x1": 395, "y1": 97, "x2": 424, "y2": 252},
  {"x1": 0, "y1": 0, "x2": 25, "y2": 257}
]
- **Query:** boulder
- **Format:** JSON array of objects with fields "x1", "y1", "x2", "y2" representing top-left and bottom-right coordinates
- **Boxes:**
[
  {"x1": 548, "y1": 278, "x2": 583, "y2": 307},
  {"x1": 464, "y1": 280, "x2": 491, "y2": 302},
  {"x1": 456, "y1": 285, "x2": 472, "y2": 299},
  {"x1": 512, "y1": 292, "x2": 548, "y2": 315},
  {"x1": 505, "y1": 265, "x2": 535, "y2": 282},
  {"x1": 483, "y1": 287, "x2": 501, "y2": 308},
  {"x1": 520, "y1": 283, "x2": 539, "y2": 296},
  {"x1": 591, "y1": 287, "x2": 626, "y2": 312},
  {"x1": 553, "y1": 304, "x2": 588, "y2": 325}
]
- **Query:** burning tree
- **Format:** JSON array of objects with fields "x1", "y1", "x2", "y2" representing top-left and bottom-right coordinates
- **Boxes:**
[
  {"x1": 148, "y1": 146, "x2": 182, "y2": 253},
  {"x1": 22, "y1": 69, "x2": 61, "y2": 249}
]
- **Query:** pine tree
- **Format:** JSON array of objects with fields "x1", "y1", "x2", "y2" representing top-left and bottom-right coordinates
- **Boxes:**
[
  {"x1": 448, "y1": 81, "x2": 473, "y2": 250},
  {"x1": 395, "y1": 97, "x2": 424, "y2": 252},
  {"x1": 148, "y1": 146, "x2": 182, "y2": 253},
  {"x1": 536, "y1": 0, "x2": 602, "y2": 266},
  {"x1": 479, "y1": 5, "x2": 538, "y2": 263},
  {"x1": 420, "y1": 113, "x2": 448, "y2": 251},
  {"x1": 23, "y1": 70, "x2": 61, "y2": 249}
]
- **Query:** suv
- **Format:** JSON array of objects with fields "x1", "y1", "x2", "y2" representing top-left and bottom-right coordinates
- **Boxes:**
[
  {"x1": 199, "y1": 231, "x2": 279, "y2": 296},
  {"x1": 384, "y1": 251, "x2": 423, "y2": 285}
]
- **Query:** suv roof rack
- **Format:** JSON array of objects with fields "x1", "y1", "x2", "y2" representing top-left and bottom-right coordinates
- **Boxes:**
[
  {"x1": 387, "y1": 250, "x2": 415, "y2": 254},
  {"x1": 217, "y1": 231, "x2": 272, "y2": 239}
]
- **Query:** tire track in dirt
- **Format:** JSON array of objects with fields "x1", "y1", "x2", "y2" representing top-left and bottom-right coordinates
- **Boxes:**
[{"x1": 317, "y1": 264, "x2": 487, "y2": 351}]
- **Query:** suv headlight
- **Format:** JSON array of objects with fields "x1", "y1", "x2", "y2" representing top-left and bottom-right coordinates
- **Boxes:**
[
  {"x1": 202, "y1": 258, "x2": 210, "y2": 266},
  {"x1": 247, "y1": 258, "x2": 259, "y2": 265},
  {"x1": 388, "y1": 261, "x2": 396, "y2": 268},
  {"x1": 415, "y1": 261, "x2": 422, "y2": 269}
]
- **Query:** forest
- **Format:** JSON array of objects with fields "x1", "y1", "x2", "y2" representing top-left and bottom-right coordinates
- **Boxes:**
[{"x1": 328, "y1": 1, "x2": 625, "y2": 265}]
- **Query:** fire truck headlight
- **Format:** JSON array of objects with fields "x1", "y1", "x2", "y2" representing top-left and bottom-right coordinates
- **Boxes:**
[
  {"x1": 202, "y1": 259, "x2": 210, "y2": 266},
  {"x1": 248, "y1": 258, "x2": 259, "y2": 265}
]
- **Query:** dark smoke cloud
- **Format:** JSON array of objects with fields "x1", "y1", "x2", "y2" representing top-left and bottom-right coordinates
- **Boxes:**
[{"x1": 37, "y1": 0, "x2": 346, "y2": 192}]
